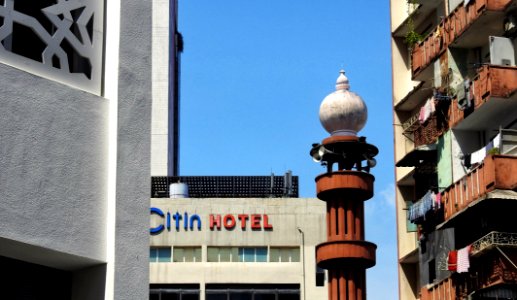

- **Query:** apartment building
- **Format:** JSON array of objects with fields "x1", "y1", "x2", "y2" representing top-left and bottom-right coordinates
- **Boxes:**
[{"x1": 391, "y1": 0, "x2": 517, "y2": 299}]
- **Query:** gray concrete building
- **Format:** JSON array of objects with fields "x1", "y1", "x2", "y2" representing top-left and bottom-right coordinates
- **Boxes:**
[{"x1": 0, "y1": 0, "x2": 156, "y2": 299}]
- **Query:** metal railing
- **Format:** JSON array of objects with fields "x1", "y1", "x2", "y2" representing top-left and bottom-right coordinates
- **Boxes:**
[{"x1": 471, "y1": 231, "x2": 517, "y2": 255}]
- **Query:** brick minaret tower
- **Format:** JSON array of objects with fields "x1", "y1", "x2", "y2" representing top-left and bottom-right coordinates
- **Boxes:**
[{"x1": 311, "y1": 70, "x2": 378, "y2": 300}]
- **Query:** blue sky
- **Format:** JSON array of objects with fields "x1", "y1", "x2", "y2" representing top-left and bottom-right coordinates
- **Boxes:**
[{"x1": 178, "y1": 1, "x2": 396, "y2": 298}]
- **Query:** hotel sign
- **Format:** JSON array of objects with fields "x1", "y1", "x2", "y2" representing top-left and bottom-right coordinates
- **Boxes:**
[{"x1": 150, "y1": 207, "x2": 273, "y2": 235}]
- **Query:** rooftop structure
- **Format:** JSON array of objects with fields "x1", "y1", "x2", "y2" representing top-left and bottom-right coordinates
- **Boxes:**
[{"x1": 151, "y1": 172, "x2": 298, "y2": 198}]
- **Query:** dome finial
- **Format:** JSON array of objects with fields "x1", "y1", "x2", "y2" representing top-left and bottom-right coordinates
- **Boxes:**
[
  {"x1": 319, "y1": 69, "x2": 368, "y2": 136},
  {"x1": 336, "y1": 69, "x2": 350, "y2": 91}
]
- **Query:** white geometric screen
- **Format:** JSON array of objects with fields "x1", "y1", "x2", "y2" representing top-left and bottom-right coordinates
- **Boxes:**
[{"x1": 0, "y1": 0, "x2": 104, "y2": 95}]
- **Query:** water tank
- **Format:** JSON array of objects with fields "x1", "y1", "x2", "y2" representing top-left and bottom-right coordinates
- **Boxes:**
[{"x1": 170, "y1": 182, "x2": 189, "y2": 198}]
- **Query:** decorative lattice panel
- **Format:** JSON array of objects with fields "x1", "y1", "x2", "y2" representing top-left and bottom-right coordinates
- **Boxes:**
[{"x1": 0, "y1": 0, "x2": 104, "y2": 94}]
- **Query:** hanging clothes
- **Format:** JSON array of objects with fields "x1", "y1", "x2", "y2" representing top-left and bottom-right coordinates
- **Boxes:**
[
  {"x1": 408, "y1": 190, "x2": 435, "y2": 223},
  {"x1": 470, "y1": 147, "x2": 486, "y2": 165},
  {"x1": 419, "y1": 105, "x2": 426, "y2": 124},
  {"x1": 457, "y1": 245, "x2": 471, "y2": 273},
  {"x1": 448, "y1": 250, "x2": 458, "y2": 271}
]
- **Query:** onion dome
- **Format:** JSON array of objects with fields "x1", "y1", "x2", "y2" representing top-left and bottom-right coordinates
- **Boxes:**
[{"x1": 319, "y1": 70, "x2": 368, "y2": 136}]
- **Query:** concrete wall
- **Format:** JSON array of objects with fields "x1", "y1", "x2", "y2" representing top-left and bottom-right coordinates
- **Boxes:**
[
  {"x1": 151, "y1": 0, "x2": 171, "y2": 176},
  {"x1": 113, "y1": 0, "x2": 152, "y2": 298},
  {"x1": 150, "y1": 198, "x2": 327, "y2": 300},
  {"x1": 0, "y1": 0, "x2": 152, "y2": 298},
  {"x1": 0, "y1": 64, "x2": 108, "y2": 266}
]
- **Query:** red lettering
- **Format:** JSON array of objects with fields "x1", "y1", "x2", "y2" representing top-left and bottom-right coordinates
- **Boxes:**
[
  {"x1": 210, "y1": 214, "x2": 221, "y2": 230},
  {"x1": 224, "y1": 214, "x2": 236, "y2": 229},
  {"x1": 251, "y1": 214, "x2": 261, "y2": 230},
  {"x1": 263, "y1": 214, "x2": 273, "y2": 230},
  {"x1": 238, "y1": 214, "x2": 249, "y2": 229}
]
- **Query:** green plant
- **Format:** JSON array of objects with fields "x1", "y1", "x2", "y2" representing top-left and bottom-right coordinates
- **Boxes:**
[
  {"x1": 487, "y1": 147, "x2": 500, "y2": 155},
  {"x1": 405, "y1": 0, "x2": 423, "y2": 48}
]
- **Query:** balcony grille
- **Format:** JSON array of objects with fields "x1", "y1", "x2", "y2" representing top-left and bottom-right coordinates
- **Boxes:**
[{"x1": 471, "y1": 231, "x2": 517, "y2": 256}]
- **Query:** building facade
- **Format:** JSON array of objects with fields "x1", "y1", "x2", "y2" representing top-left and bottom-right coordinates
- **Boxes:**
[
  {"x1": 149, "y1": 175, "x2": 323, "y2": 300},
  {"x1": 151, "y1": 0, "x2": 182, "y2": 177},
  {"x1": 391, "y1": 0, "x2": 517, "y2": 299},
  {"x1": 150, "y1": 197, "x2": 327, "y2": 300},
  {"x1": 0, "y1": 0, "x2": 154, "y2": 299}
]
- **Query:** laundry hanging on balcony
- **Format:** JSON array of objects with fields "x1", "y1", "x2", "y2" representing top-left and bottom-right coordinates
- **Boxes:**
[
  {"x1": 448, "y1": 250, "x2": 457, "y2": 271},
  {"x1": 447, "y1": 245, "x2": 471, "y2": 273},
  {"x1": 418, "y1": 97, "x2": 436, "y2": 124},
  {"x1": 457, "y1": 79, "x2": 474, "y2": 111},
  {"x1": 469, "y1": 133, "x2": 502, "y2": 166},
  {"x1": 408, "y1": 190, "x2": 441, "y2": 223},
  {"x1": 457, "y1": 245, "x2": 471, "y2": 273}
]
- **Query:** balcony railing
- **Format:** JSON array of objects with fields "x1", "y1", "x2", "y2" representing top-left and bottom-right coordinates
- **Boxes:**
[
  {"x1": 443, "y1": 155, "x2": 517, "y2": 220},
  {"x1": 420, "y1": 277, "x2": 455, "y2": 300},
  {"x1": 407, "y1": 65, "x2": 517, "y2": 147},
  {"x1": 471, "y1": 231, "x2": 517, "y2": 256},
  {"x1": 456, "y1": 247, "x2": 517, "y2": 296},
  {"x1": 411, "y1": 21, "x2": 446, "y2": 77},
  {"x1": 411, "y1": 0, "x2": 513, "y2": 78},
  {"x1": 412, "y1": 100, "x2": 451, "y2": 147},
  {"x1": 449, "y1": 65, "x2": 517, "y2": 128},
  {"x1": 422, "y1": 248, "x2": 517, "y2": 299}
]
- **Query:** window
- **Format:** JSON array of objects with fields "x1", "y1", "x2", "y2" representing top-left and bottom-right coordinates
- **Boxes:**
[
  {"x1": 150, "y1": 247, "x2": 171, "y2": 263},
  {"x1": 207, "y1": 247, "x2": 239, "y2": 262},
  {"x1": 239, "y1": 247, "x2": 267, "y2": 262},
  {"x1": 269, "y1": 247, "x2": 300, "y2": 262},
  {"x1": 315, "y1": 266, "x2": 325, "y2": 287},
  {"x1": 173, "y1": 247, "x2": 201, "y2": 262},
  {"x1": 207, "y1": 247, "x2": 267, "y2": 262},
  {"x1": 150, "y1": 284, "x2": 200, "y2": 300}
]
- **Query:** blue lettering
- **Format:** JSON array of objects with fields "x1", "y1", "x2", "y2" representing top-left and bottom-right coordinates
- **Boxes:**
[
  {"x1": 150, "y1": 207, "x2": 165, "y2": 234},
  {"x1": 173, "y1": 212, "x2": 182, "y2": 230},
  {"x1": 190, "y1": 214, "x2": 202, "y2": 230}
]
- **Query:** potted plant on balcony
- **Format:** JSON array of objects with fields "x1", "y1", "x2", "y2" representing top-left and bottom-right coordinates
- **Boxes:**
[{"x1": 405, "y1": 0, "x2": 424, "y2": 65}]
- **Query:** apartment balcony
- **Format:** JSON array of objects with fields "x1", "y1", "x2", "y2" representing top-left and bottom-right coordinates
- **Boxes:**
[
  {"x1": 404, "y1": 65, "x2": 517, "y2": 147},
  {"x1": 420, "y1": 278, "x2": 455, "y2": 300},
  {"x1": 450, "y1": 65, "x2": 517, "y2": 131},
  {"x1": 443, "y1": 155, "x2": 517, "y2": 221},
  {"x1": 410, "y1": 101, "x2": 451, "y2": 147},
  {"x1": 448, "y1": 0, "x2": 514, "y2": 49},
  {"x1": 420, "y1": 244, "x2": 517, "y2": 300},
  {"x1": 410, "y1": 21, "x2": 446, "y2": 81},
  {"x1": 457, "y1": 236, "x2": 517, "y2": 298},
  {"x1": 471, "y1": 231, "x2": 517, "y2": 256},
  {"x1": 411, "y1": 0, "x2": 514, "y2": 79}
]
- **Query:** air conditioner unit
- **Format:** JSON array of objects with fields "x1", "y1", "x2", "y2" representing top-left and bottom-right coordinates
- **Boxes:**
[{"x1": 489, "y1": 36, "x2": 515, "y2": 66}]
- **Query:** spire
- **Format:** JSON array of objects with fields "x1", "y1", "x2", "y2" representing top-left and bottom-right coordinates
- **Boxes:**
[{"x1": 335, "y1": 69, "x2": 350, "y2": 91}]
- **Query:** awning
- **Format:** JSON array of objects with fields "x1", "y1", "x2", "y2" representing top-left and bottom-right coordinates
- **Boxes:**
[{"x1": 396, "y1": 144, "x2": 437, "y2": 167}]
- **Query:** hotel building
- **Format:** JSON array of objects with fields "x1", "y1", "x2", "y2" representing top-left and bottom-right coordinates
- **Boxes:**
[{"x1": 149, "y1": 176, "x2": 328, "y2": 300}]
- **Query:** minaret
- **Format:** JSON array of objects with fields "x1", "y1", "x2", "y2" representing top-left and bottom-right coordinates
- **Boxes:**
[{"x1": 311, "y1": 70, "x2": 378, "y2": 300}]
